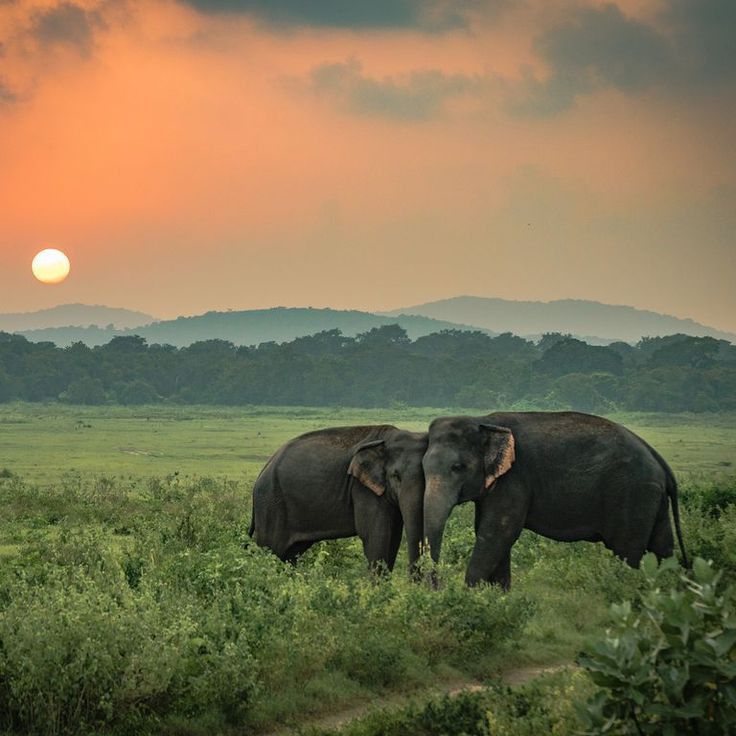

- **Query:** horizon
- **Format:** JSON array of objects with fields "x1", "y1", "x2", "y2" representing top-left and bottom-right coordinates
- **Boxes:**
[
  {"x1": 2, "y1": 0, "x2": 734, "y2": 331},
  {"x1": 4, "y1": 295, "x2": 736, "y2": 349},
  {"x1": 3, "y1": 293, "x2": 734, "y2": 332}
]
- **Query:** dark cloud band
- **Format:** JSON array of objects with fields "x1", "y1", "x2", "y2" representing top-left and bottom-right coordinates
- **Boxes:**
[
  {"x1": 180, "y1": 0, "x2": 476, "y2": 32},
  {"x1": 514, "y1": 0, "x2": 736, "y2": 116}
]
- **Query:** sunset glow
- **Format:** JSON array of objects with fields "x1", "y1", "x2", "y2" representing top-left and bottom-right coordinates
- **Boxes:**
[{"x1": 0, "y1": 0, "x2": 734, "y2": 330}]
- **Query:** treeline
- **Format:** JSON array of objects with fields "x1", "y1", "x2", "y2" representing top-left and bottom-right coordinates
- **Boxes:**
[{"x1": 1, "y1": 326, "x2": 735, "y2": 412}]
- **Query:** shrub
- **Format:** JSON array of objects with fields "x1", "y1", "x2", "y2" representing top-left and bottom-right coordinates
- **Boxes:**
[
  {"x1": 578, "y1": 555, "x2": 736, "y2": 735},
  {"x1": 681, "y1": 478, "x2": 736, "y2": 518},
  {"x1": 307, "y1": 671, "x2": 589, "y2": 736},
  {"x1": 0, "y1": 577, "x2": 179, "y2": 734},
  {"x1": 679, "y1": 505, "x2": 736, "y2": 578},
  {"x1": 0, "y1": 567, "x2": 260, "y2": 734}
]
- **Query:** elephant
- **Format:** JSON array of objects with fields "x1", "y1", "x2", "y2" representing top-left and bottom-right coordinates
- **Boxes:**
[
  {"x1": 249, "y1": 425, "x2": 427, "y2": 572},
  {"x1": 422, "y1": 411, "x2": 688, "y2": 589}
]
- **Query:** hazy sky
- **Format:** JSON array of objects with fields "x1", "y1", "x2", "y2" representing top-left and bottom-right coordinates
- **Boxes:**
[{"x1": 1, "y1": 0, "x2": 734, "y2": 329}]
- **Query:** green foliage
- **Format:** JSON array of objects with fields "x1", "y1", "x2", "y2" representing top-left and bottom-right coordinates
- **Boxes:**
[
  {"x1": 0, "y1": 475, "x2": 532, "y2": 735},
  {"x1": 677, "y1": 482, "x2": 736, "y2": 577},
  {"x1": 2, "y1": 328, "x2": 735, "y2": 411},
  {"x1": 0, "y1": 407, "x2": 734, "y2": 733},
  {"x1": 579, "y1": 555, "x2": 736, "y2": 735},
  {"x1": 535, "y1": 338, "x2": 624, "y2": 378},
  {"x1": 308, "y1": 671, "x2": 590, "y2": 736},
  {"x1": 681, "y1": 477, "x2": 736, "y2": 519},
  {"x1": 483, "y1": 672, "x2": 592, "y2": 735},
  {"x1": 59, "y1": 376, "x2": 106, "y2": 405}
]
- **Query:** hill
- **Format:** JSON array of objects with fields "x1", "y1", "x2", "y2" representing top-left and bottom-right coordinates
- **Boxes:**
[
  {"x1": 16, "y1": 307, "x2": 494, "y2": 347},
  {"x1": 0, "y1": 304, "x2": 155, "y2": 332},
  {"x1": 384, "y1": 297, "x2": 736, "y2": 344}
]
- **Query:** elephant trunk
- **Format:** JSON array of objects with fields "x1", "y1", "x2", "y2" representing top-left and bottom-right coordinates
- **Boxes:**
[
  {"x1": 398, "y1": 488, "x2": 424, "y2": 577},
  {"x1": 423, "y1": 476, "x2": 458, "y2": 566}
]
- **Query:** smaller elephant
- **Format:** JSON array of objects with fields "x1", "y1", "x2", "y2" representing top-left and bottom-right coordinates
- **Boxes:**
[{"x1": 249, "y1": 425, "x2": 427, "y2": 572}]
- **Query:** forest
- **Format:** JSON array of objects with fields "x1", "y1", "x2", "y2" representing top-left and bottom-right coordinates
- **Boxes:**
[{"x1": 1, "y1": 326, "x2": 735, "y2": 412}]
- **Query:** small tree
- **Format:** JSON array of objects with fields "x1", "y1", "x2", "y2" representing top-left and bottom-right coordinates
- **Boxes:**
[
  {"x1": 60, "y1": 376, "x2": 106, "y2": 405},
  {"x1": 579, "y1": 555, "x2": 736, "y2": 735}
]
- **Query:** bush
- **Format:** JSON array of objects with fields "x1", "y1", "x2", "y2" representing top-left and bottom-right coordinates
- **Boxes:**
[
  {"x1": 681, "y1": 478, "x2": 736, "y2": 518},
  {"x1": 0, "y1": 553, "x2": 260, "y2": 734},
  {"x1": 0, "y1": 578, "x2": 180, "y2": 733},
  {"x1": 59, "y1": 377, "x2": 106, "y2": 405},
  {"x1": 14, "y1": 470, "x2": 736, "y2": 734},
  {"x1": 578, "y1": 555, "x2": 736, "y2": 735},
  {"x1": 0, "y1": 493, "x2": 532, "y2": 734},
  {"x1": 679, "y1": 504, "x2": 736, "y2": 578},
  {"x1": 308, "y1": 671, "x2": 590, "y2": 736}
]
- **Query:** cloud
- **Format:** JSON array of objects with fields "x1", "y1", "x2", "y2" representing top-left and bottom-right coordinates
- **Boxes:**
[
  {"x1": 30, "y1": 2, "x2": 104, "y2": 58},
  {"x1": 0, "y1": 40, "x2": 16, "y2": 106},
  {"x1": 0, "y1": 79, "x2": 16, "y2": 106},
  {"x1": 664, "y1": 0, "x2": 736, "y2": 83},
  {"x1": 307, "y1": 59, "x2": 484, "y2": 120},
  {"x1": 513, "y1": 0, "x2": 736, "y2": 116},
  {"x1": 179, "y1": 0, "x2": 481, "y2": 32}
]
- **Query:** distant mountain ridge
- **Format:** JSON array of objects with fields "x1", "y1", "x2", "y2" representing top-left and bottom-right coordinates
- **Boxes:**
[
  {"x1": 7, "y1": 298, "x2": 734, "y2": 348},
  {"x1": 384, "y1": 296, "x2": 736, "y2": 344},
  {"x1": 14, "y1": 307, "x2": 495, "y2": 348},
  {"x1": 0, "y1": 304, "x2": 155, "y2": 332}
]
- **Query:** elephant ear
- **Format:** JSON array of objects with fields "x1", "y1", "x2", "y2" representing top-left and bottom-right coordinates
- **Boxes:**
[
  {"x1": 348, "y1": 439, "x2": 387, "y2": 496},
  {"x1": 479, "y1": 424, "x2": 515, "y2": 489}
]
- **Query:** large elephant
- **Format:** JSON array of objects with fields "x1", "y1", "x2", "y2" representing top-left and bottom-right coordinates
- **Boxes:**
[
  {"x1": 422, "y1": 411, "x2": 688, "y2": 589},
  {"x1": 249, "y1": 425, "x2": 427, "y2": 572}
]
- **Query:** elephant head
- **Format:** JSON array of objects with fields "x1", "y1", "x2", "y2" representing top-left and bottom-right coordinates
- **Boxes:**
[
  {"x1": 348, "y1": 430, "x2": 428, "y2": 571},
  {"x1": 422, "y1": 417, "x2": 515, "y2": 565}
]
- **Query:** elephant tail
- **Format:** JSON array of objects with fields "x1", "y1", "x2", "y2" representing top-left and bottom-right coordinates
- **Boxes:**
[
  {"x1": 644, "y1": 441, "x2": 689, "y2": 568},
  {"x1": 248, "y1": 514, "x2": 256, "y2": 538}
]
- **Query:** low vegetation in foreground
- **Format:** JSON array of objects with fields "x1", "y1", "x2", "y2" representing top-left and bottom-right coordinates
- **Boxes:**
[
  {"x1": 0, "y1": 405, "x2": 734, "y2": 734},
  {"x1": 0, "y1": 469, "x2": 734, "y2": 735},
  {"x1": 314, "y1": 554, "x2": 736, "y2": 736}
]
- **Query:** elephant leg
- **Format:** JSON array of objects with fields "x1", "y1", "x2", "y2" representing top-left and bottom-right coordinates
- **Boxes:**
[
  {"x1": 354, "y1": 492, "x2": 403, "y2": 573},
  {"x1": 384, "y1": 514, "x2": 403, "y2": 572},
  {"x1": 489, "y1": 551, "x2": 512, "y2": 591},
  {"x1": 282, "y1": 540, "x2": 314, "y2": 565},
  {"x1": 605, "y1": 482, "x2": 663, "y2": 568},
  {"x1": 466, "y1": 479, "x2": 529, "y2": 588},
  {"x1": 472, "y1": 502, "x2": 512, "y2": 589}
]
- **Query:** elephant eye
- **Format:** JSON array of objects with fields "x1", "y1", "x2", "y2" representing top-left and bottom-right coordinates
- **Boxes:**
[
  {"x1": 450, "y1": 463, "x2": 465, "y2": 473},
  {"x1": 392, "y1": 470, "x2": 401, "y2": 481}
]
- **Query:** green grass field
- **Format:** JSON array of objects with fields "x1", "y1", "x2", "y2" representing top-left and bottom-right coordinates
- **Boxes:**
[
  {"x1": 1, "y1": 403, "x2": 734, "y2": 483},
  {"x1": 0, "y1": 403, "x2": 734, "y2": 735}
]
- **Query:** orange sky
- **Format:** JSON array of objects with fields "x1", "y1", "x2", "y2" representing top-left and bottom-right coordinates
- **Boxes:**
[{"x1": 1, "y1": 0, "x2": 734, "y2": 330}]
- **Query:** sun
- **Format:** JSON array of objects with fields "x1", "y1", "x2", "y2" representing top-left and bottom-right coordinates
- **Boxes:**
[{"x1": 32, "y1": 248, "x2": 71, "y2": 285}]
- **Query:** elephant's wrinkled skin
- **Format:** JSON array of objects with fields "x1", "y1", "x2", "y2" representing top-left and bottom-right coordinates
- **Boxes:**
[
  {"x1": 423, "y1": 411, "x2": 687, "y2": 589},
  {"x1": 250, "y1": 425, "x2": 427, "y2": 572}
]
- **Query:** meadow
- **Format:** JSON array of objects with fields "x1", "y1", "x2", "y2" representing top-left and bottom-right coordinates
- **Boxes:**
[{"x1": 0, "y1": 403, "x2": 734, "y2": 735}]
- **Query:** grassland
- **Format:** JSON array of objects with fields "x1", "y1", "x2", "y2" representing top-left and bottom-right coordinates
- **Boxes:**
[
  {"x1": 1, "y1": 403, "x2": 734, "y2": 484},
  {"x1": 0, "y1": 403, "x2": 734, "y2": 735}
]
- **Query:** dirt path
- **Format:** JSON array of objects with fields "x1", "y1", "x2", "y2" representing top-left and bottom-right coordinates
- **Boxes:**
[{"x1": 262, "y1": 663, "x2": 572, "y2": 735}]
